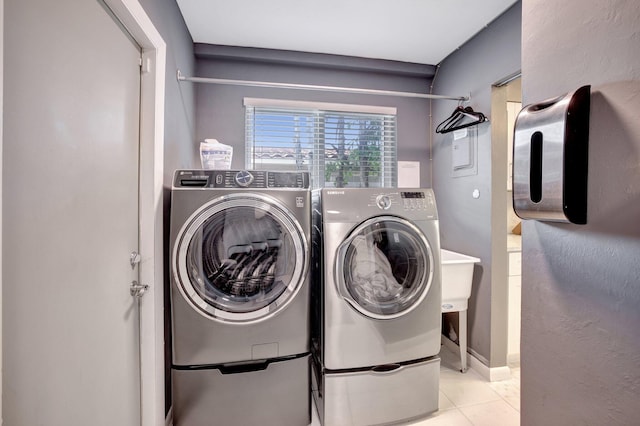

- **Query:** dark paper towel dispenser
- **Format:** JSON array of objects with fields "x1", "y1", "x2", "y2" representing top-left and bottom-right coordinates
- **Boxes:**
[{"x1": 512, "y1": 85, "x2": 590, "y2": 224}]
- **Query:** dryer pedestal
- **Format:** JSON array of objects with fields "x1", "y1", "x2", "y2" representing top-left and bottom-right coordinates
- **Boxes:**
[
  {"x1": 312, "y1": 356, "x2": 440, "y2": 426},
  {"x1": 173, "y1": 354, "x2": 310, "y2": 426}
]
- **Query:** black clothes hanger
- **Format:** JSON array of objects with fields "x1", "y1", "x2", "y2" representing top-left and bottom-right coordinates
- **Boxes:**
[{"x1": 436, "y1": 106, "x2": 488, "y2": 134}]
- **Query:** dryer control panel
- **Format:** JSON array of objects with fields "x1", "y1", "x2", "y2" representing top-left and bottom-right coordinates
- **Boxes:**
[
  {"x1": 174, "y1": 170, "x2": 310, "y2": 189},
  {"x1": 367, "y1": 191, "x2": 435, "y2": 212},
  {"x1": 318, "y1": 188, "x2": 438, "y2": 223},
  {"x1": 399, "y1": 191, "x2": 435, "y2": 211}
]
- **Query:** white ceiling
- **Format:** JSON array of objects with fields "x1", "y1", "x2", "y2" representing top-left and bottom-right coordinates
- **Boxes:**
[{"x1": 176, "y1": 0, "x2": 518, "y2": 65}]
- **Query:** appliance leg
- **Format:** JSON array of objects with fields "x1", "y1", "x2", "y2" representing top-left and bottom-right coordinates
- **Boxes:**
[{"x1": 459, "y1": 310, "x2": 468, "y2": 373}]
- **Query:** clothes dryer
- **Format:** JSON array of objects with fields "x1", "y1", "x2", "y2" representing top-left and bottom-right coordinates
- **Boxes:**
[
  {"x1": 311, "y1": 188, "x2": 442, "y2": 425},
  {"x1": 170, "y1": 169, "x2": 311, "y2": 426}
]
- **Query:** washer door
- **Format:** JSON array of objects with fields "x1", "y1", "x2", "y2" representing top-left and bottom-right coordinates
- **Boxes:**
[
  {"x1": 335, "y1": 216, "x2": 434, "y2": 320},
  {"x1": 173, "y1": 193, "x2": 308, "y2": 323}
]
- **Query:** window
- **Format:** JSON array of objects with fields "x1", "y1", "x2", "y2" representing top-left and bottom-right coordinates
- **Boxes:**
[{"x1": 245, "y1": 98, "x2": 397, "y2": 188}]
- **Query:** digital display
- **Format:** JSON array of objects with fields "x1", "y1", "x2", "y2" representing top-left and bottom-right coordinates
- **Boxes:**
[
  {"x1": 401, "y1": 192, "x2": 425, "y2": 199},
  {"x1": 270, "y1": 172, "x2": 301, "y2": 187}
]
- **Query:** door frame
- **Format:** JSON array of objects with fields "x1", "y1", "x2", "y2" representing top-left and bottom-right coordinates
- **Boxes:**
[
  {"x1": 0, "y1": 1, "x2": 166, "y2": 425},
  {"x1": 103, "y1": 1, "x2": 166, "y2": 425},
  {"x1": 1, "y1": 0, "x2": 4, "y2": 420}
]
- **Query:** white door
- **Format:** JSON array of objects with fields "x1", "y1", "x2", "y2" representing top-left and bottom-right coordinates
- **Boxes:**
[{"x1": 3, "y1": 0, "x2": 142, "y2": 424}]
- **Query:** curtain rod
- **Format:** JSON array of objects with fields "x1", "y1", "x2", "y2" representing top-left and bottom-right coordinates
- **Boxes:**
[{"x1": 176, "y1": 70, "x2": 469, "y2": 101}]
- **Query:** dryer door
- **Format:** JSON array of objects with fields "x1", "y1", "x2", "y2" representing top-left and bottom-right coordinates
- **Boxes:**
[
  {"x1": 173, "y1": 193, "x2": 308, "y2": 323},
  {"x1": 336, "y1": 216, "x2": 434, "y2": 319}
]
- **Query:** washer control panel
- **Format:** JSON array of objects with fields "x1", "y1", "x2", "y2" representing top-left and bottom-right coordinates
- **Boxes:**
[{"x1": 174, "y1": 170, "x2": 310, "y2": 189}]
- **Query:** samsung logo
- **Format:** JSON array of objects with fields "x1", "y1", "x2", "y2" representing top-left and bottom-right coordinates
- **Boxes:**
[{"x1": 327, "y1": 190, "x2": 345, "y2": 195}]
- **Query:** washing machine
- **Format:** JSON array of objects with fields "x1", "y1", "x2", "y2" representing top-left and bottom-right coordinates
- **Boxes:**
[
  {"x1": 170, "y1": 169, "x2": 311, "y2": 426},
  {"x1": 311, "y1": 188, "x2": 442, "y2": 425}
]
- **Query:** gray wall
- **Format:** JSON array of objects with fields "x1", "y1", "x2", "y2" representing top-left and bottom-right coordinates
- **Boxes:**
[
  {"x1": 139, "y1": 0, "x2": 197, "y2": 178},
  {"x1": 194, "y1": 46, "x2": 435, "y2": 186},
  {"x1": 431, "y1": 2, "x2": 522, "y2": 366},
  {"x1": 521, "y1": 0, "x2": 640, "y2": 424},
  {"x1": 137, "y1": 0, "x2": 196, "y2": 413}
]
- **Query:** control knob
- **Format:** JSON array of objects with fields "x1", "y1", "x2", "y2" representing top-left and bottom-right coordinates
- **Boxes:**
[
  {"x1": 376, "y1": 194, "x2": 392, "y2": 210},
  {"x1": 234, "y1": 170, "x2": 254, "y2": 187}
]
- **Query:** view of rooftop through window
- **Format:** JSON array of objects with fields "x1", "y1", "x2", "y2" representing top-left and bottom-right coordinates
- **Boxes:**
[{"x1": 245, "y1": 104, "x2": 397, "y2": 188}]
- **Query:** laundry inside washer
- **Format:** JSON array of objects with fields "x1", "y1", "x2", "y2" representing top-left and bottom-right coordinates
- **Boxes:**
[{"x1": 185, "y1": 207, "x2": 295, "y2": 304}]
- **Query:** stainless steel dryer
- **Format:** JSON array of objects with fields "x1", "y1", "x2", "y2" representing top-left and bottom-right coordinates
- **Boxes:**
[
  {"x1": 311, "y1": 188, "x2": 442, "y2": 426},
  {"x1": 170, "y1": 169, "x2": 311, "y2": 426}
]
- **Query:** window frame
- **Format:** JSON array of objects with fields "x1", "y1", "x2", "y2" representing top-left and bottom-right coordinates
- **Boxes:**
[{"x1": 244, "y1": 98, "x2": 398, "y2": 188}]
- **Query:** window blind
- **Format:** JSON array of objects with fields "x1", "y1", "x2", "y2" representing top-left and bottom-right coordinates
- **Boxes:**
[{"x1": 245, "y1": 103, "x2": 397, "y2": 189}]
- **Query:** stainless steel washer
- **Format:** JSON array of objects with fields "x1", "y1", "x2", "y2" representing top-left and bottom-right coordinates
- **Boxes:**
[{"x1": 170, "y1": 169, "x2": 311, "y2": 426}]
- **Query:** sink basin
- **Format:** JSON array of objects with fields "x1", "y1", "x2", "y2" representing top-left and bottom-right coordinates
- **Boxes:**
[{"x1": 441, "y1": 249, "x2": 480, "y2": 313}]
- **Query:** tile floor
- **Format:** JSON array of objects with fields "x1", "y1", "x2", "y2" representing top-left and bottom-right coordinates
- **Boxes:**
[{"x1": 311, "y1": 344, "x2": 521, "y2": 425}]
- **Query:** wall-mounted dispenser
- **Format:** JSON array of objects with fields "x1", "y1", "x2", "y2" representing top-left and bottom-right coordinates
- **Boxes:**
[{"x1": 512, "y1": 85, "x2": 590, "y2": 224}]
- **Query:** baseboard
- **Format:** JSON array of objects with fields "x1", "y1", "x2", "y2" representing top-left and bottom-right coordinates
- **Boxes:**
[
  {"x1": 468, "y1": 348, "x2": 512, "y2": 382},
  {"x1": 507, "y1": 352, "x2": 521, "y2": 365},
  {"x1": 165, "y1": 407, "x2": 173, "y2": 426},
  {"x1": 440, "y1": 335, "x2": 512, "y2": 382}
]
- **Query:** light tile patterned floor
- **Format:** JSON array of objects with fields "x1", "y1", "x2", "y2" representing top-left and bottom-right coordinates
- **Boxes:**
[{"x1": 311, "y1": 345, "x2": 521, "y2": 425}]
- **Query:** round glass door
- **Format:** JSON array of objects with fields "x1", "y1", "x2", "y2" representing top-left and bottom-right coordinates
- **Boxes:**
[
  {"x1": 336, "y1": 216, "x2": 434, "y2": 319},
  {"x1": 173, "y1": 193, "x2": 307, "y2": 323}
]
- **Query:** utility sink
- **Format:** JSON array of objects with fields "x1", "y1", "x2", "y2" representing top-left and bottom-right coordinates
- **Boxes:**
[
  {"x1": 440, "y1": 248, "x2": 480, "y2": 373},
  {"x1": 441, "y1": 249, "x2": 481, "y2": 313}
]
